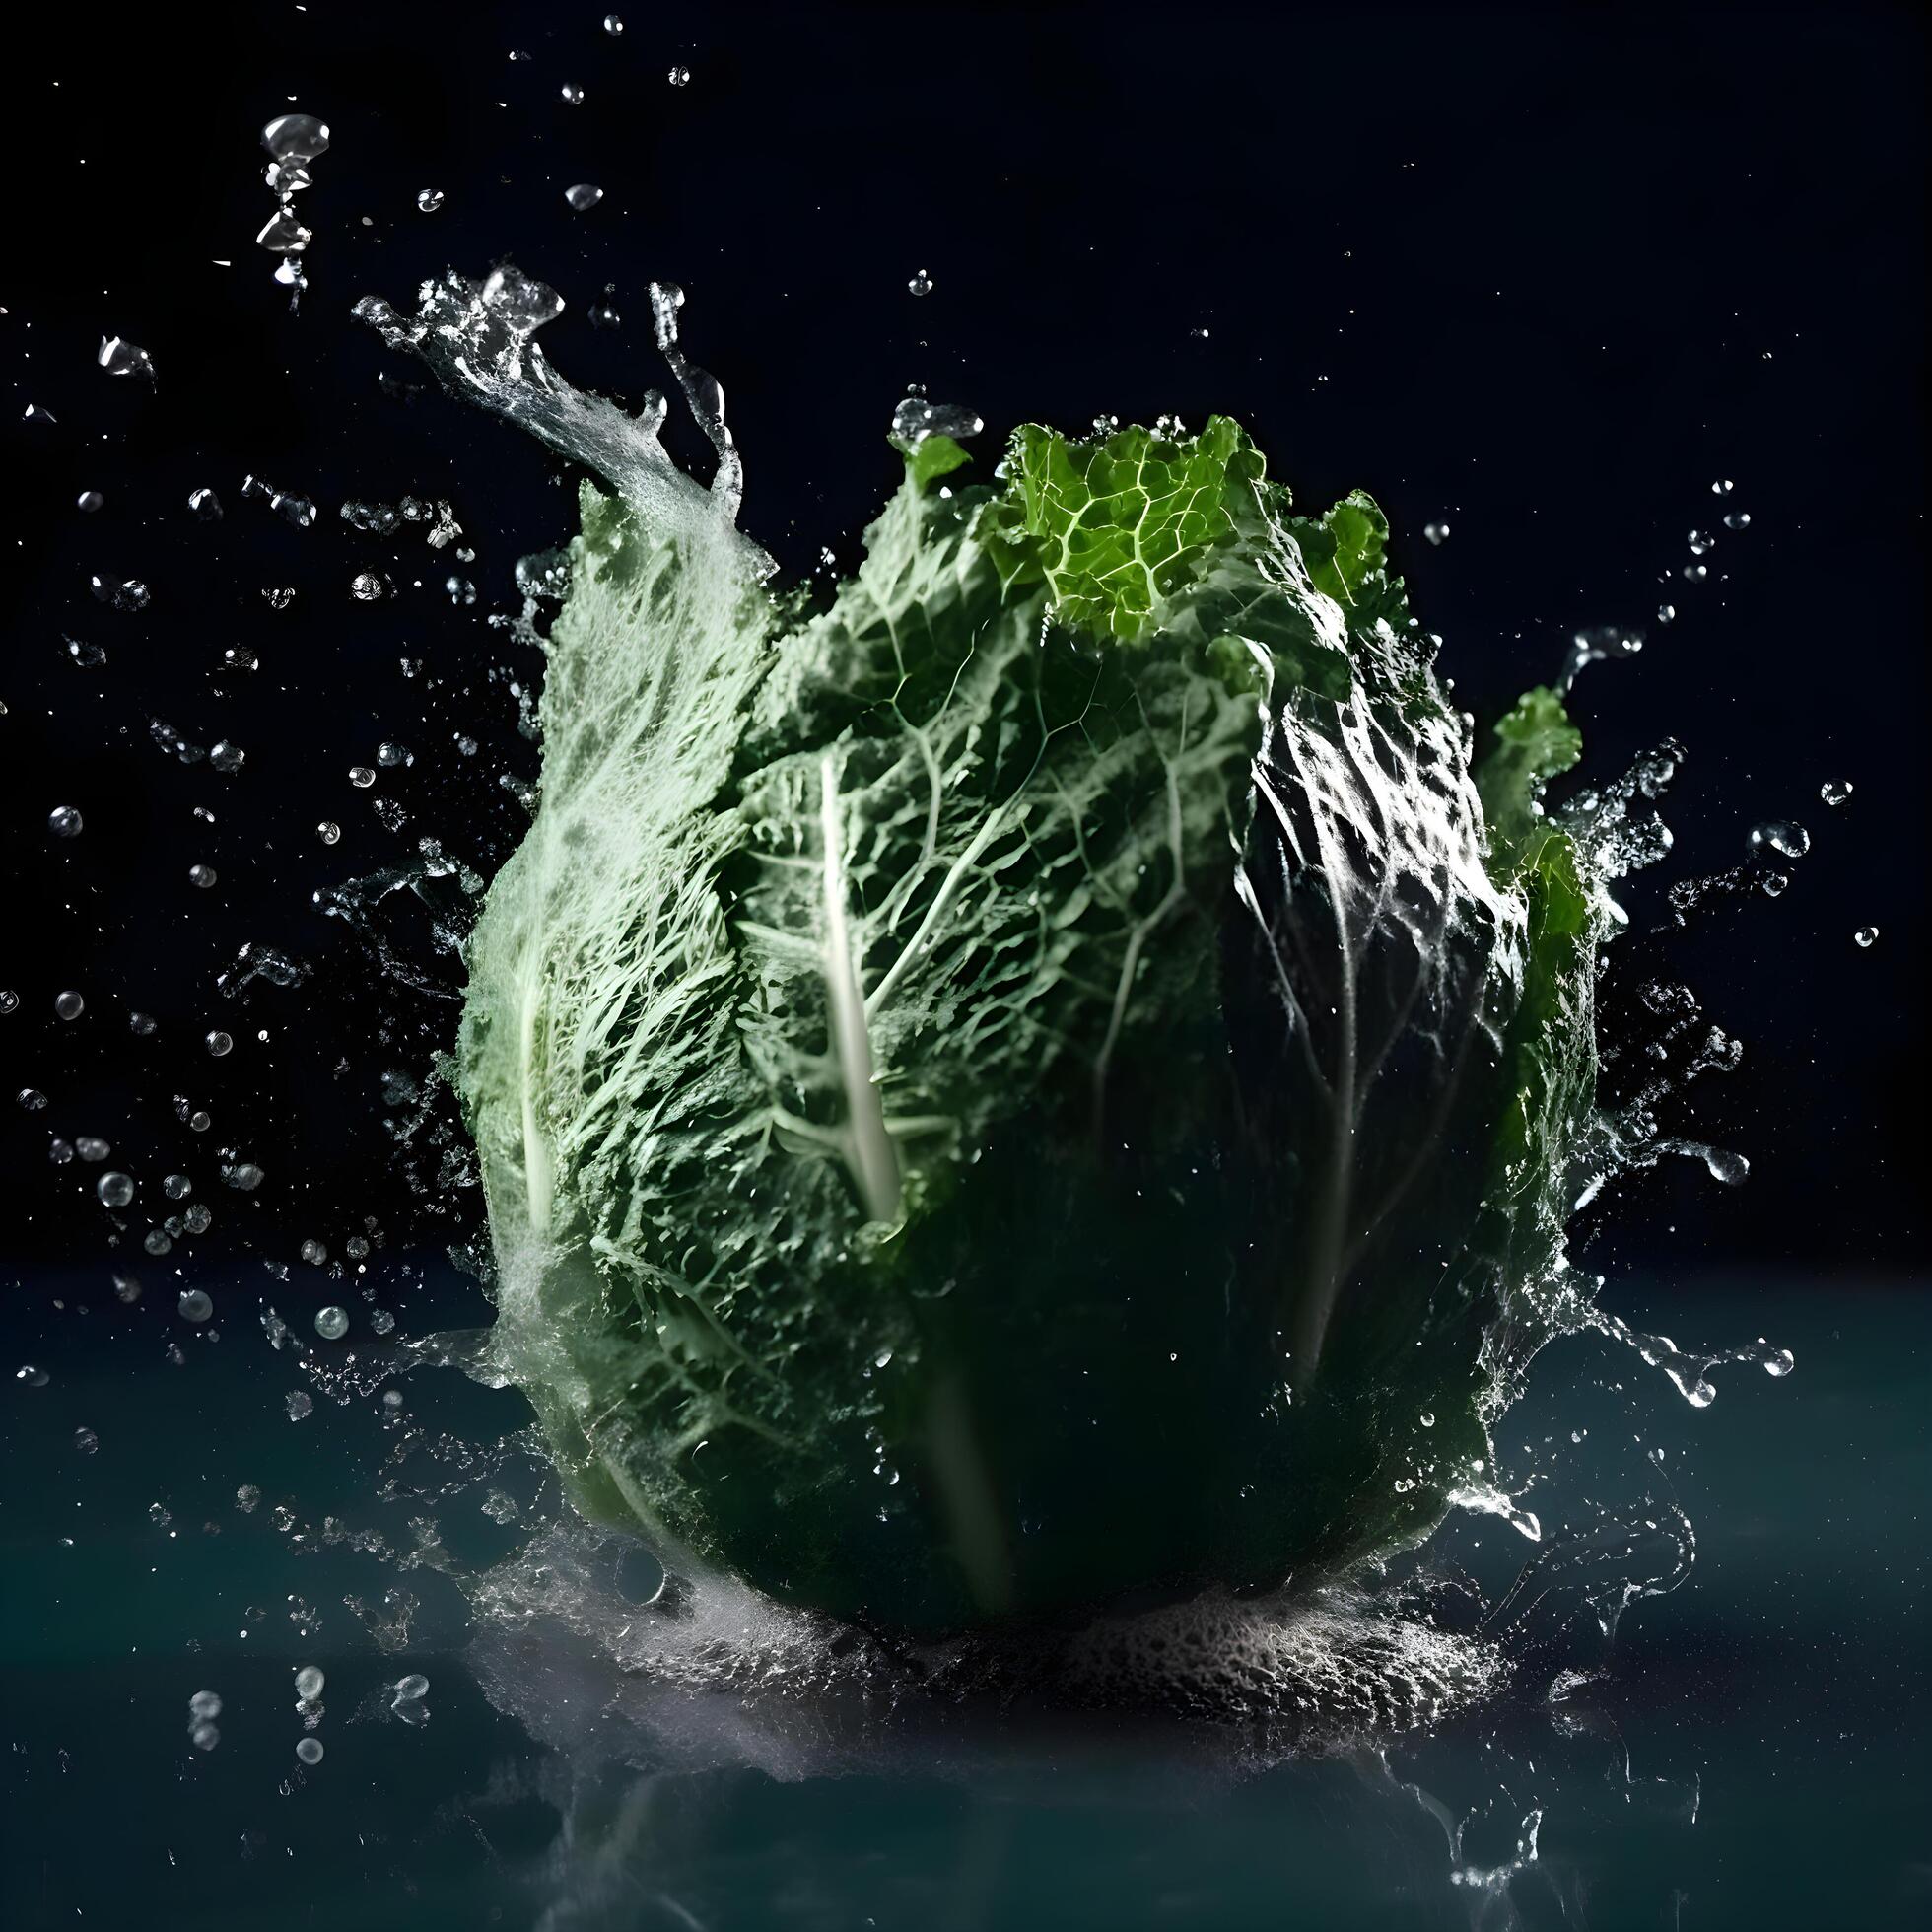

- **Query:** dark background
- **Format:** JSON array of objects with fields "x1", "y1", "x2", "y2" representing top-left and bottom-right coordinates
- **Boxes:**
[
  {"x1": 1, "y1": 0, "x2": 1924, "y2": 1301},
  {"x1": 0, "y1": 9, "x2": 1927, "y2": 1930}
]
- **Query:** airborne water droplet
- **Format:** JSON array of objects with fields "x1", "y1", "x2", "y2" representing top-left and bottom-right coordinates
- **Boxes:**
[
  {"x1": 1820, "y1": 779, "x2": 1852, "y2": 806},
  {"x1": 255, "y1": 209, "x2": 312, "y2": 255},
  {"x1": 1702, "y1": 1147, "x2": 1750, "y2": 1186},
  {"x1": 262, "y1": 113, "x2": 330, "y2": 162},
  {"x1": 565, "y1": 183, "x2": 604, "y2": 212},
  {"x1": 907, "y1": 269, "x2": 933, "y2": 297},
  {"x1": 1423, "y1": 521, "x2": 1450, "y2": 546},
  {"x1": 416, "y1": 188, "x2": 445, "y2": 214},
  {"x1": 1854, "y1": 926, "x2": 1879, "y2": 948},
  {"x1": 98, "y1": 335, "x2": 155, "y2": 381}
]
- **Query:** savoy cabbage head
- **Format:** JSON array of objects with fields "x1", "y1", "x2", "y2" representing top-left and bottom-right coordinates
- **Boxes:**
[{"x1": 456, "y1": 412, "x2": 1596, "y2": 1632}]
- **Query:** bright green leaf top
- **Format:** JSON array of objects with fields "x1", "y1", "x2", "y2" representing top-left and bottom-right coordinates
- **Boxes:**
[
  {"x1": 1477, "y1": 684, "x2": 1584, "y2": 866},
  {"x1": 981, "y1": 416, "x2": 1267, "y2": 640}
]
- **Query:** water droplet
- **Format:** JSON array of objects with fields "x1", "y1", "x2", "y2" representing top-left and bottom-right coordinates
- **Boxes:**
[
  {"x1": 222, "y1": 1161, "x2": 265, "y2": 1192},
  {"x1": 73, "y1": 1426, "x2": 100, "y2": 1455},
  {"x1": 97, "y1": 1173, "x2": 136, "y2": 1208},
  {"x1": 209, "y1": 740, "x2": 245, "y2": 775},
  {"x1": 295, "y1": 1737, "x2": 324, "y2": 1766},
  {"x1": 18, "y1": 1088, "x2": 49, "y2": 1112},
  {"x1": 1657, "y1": 602, "x2": 1676, "y2": 624},
  {"x1": 255, "y1": 208, "x2": 312, "y2": 254},
  {"x1": 55, "y1": 990, "x2": 86, "y2": 1020},
  {"x1": 188, "y1": 1690, "x2": 223, "y2": 1721},
  {"x1": 91, "y1": 576, "x2": 150, "y2": 611},
  {"x1": 113, "y1": 1272, "x2": 142, "y2": 1303},
  {"x1": 565, "y1": 183, "x2": 604, "y2": 212},
  {"x1": 0, "y1": 990, "x2": 16, "y2": 1014},
  {"x1": 1748, "y1": 820, "x2": 1810, "y2": 862},
  {"x1": 129, "y1": 1011, "x2": 158, "y2": 1036},
  {"x1": 206, "y1": 1030, "x2": 234, "y2": 1057},
  {"x1": 350, "y1": 572, "x2": 384, "y2": 602},
  {"x1": 1687, "y1": 528, "x2": 1716, "y2": 556},
  {"x1": 1711, "y1": 478, "x2": 1735, "y2": 496},
  {"x1": 294, "y1": 1664, "x2": 325, "y2": 1701},
  {"x1": 241, "y1": 474, "x2": 316, "y2": 528},
  {"x1": 48, "y1": 804, "x2": 84, "y2": 838},
  {"x1": 177, "y1": 1288, "x2": 214, "y2": 1323},
  {"x1": 317, "y1": 819, "x2": 341, "y2": 845},
  {"x1": 76, "y1": 1137, "x2": 109, "y2": 1162},
  {"x1": 587, "y1": 288, "x2": 621, "y2": 330},
  {"x1": 906, "y1": 268, "x2": 933, "y2": 298},
  {"x1": 1723, "y1": 511, "x2": 1751, "y2": 529},
  {"x1": 667, "y1": 65, "x2": 691, "y2": 87},
  {"x1": 188, "y1": 863, "x2": 218, "y2": 889},
  {"x1": 1820, "y1": 779, "x2": 1852, "y2": 807},
  {"x1": 1423, "y1": 520, "x2": 1451, "y2": 545},
  {"x1": 1854, "y1": 926, "x2": 1879, "y2": 948},
  {"x1": 1703, "y1": 1147, "x2": 1750, "y2": 1186},
  {"x1": 416, "y1": 188, "x2": 444, "y2": 214},
  {"x1": 560, "y1": 82, "x2": 586, "y2": 105},
  {"x1": 262, "y1": 113, "x2": 330, "y2": 162},
  {"x1": 314, "y1": 1306, "x2": 349, "y2": 1341},
  {"x1": 1760, "y1": 871, "x2": 1788, "y2": 897},
  {"x1": 163, "y1": 1174, "x2": 191, "y2": 1200},
  {"x1": 285, "y1": 1391, "x2": 314, "y2": 1421},
  {"x1": 77, "y1": 490, "x2": 105, "y2": 513},
  {"x1": 393, "y1": 1673, "x2": 429, "y2": 1701},
  {"x1": 300, "y1": 1239, "x2": 328, "y2": 1266},
  {"x1": 1681, "y1": 562, "x2": 1707, "y2": 583},
  {"x1": 602, "y1": 14, "x2": 624, "y2": 34},
  {"x1": 480, "y1": 264, "x2": 565, "y2": 336},
  {"x1": 17, "y1": 1365, "x2": 50, "y2": 1387},
  {"x1": 890, "y1": 396, "x2": 985, "y2": 446},
  {"x1": 98, "y1": 335, "x2": 154, "y2": 381}
]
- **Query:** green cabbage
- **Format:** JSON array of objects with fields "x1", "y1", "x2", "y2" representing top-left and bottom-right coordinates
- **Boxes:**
[{"x1": 457, "y1": 415, "x2": 1597, "y2": 1631}]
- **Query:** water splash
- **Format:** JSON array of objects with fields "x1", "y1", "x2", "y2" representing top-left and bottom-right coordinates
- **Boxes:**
[
  {"x1": 257, "y1": 112, "x2": 330, "y2": 309},
  {"x1": 353, "y1": 268, "x2": 763, "y2": 561}
]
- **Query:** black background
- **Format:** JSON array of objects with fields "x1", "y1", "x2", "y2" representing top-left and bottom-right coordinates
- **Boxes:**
[{"x1": 1, "y1": 1, "x2": 1924, "y2": 1299}]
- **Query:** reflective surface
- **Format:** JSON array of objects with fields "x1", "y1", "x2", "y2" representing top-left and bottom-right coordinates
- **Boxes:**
[{"x1": 4, "y1": 1276, "x2": 1925, "y2": 1929}]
